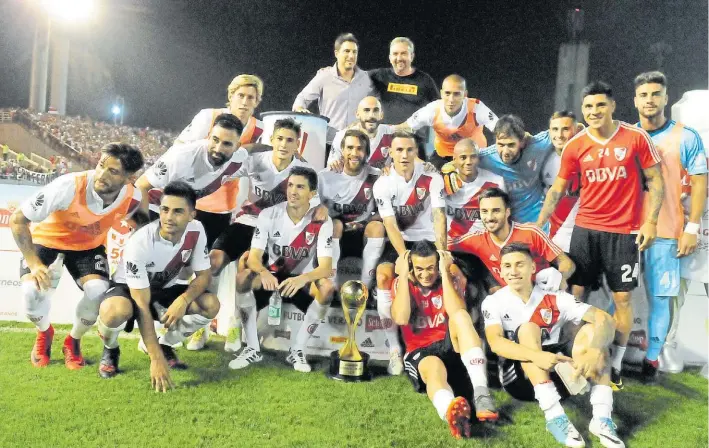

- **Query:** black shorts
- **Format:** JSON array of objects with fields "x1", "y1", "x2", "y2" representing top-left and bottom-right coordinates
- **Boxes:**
[
  {"x1": 403, "y1": 329, "x2": 472, "y2": 399},
  {"x1": 101, "y1": 283, "x2": 189, "y2": 333},
  {"x1": 20, "y1": 245, "x2": 108, "y2": 284},
  {"x1": 427, "y1": 152, "x2": 453, "y2": 171},
  {"x1": 568, "y1": 226, "x2": 639, "y2": 292},
  {"x1": 339, "y1": 227, "x2": 366, "y2": 259},
  {"x1": 498, "y1": 327, "x2": 573, "y2": 401},
  {"x1": 253, "y1": 272, "x2": 315, "y2": 314},
  {"x1": 195, "y1": 210, "x2": 232, "y2": 249},
  {"x1": 380, "y1": 240, "x2": 418, "y2": 265},
  {"x1": 212, "y1": 222, "x2": 255, "y2": 262}
]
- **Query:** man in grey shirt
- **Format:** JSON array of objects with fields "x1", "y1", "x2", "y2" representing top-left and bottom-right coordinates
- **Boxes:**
[{"x1": 292, "y1": 33, "x2": 373, "y2": 143}]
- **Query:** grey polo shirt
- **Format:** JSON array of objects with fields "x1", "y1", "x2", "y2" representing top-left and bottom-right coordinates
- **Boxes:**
[{"x1": 292, "y1": 64, "x2": 373, "y2": 142}]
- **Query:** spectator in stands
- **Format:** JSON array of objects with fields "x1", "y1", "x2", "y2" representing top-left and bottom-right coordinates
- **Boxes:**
[{"x1": 2, "y1": 143, "x2": 9, "y2": 161}]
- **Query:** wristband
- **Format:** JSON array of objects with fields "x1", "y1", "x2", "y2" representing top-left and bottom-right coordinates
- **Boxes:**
[{"x1": 684, "y1": 222, "x2": 700, "y2": 235}]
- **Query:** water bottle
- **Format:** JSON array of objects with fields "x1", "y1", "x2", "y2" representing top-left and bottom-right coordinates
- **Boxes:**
[
  {"x1": 267, "y1": 290, "x2": 282, "y2": 326},
  {"x1": 48, "y1": 254, "x2": 65, "y2": 289}
]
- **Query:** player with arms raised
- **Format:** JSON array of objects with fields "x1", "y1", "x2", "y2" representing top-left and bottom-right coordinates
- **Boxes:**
[
  {"x1": 372, "y1": 130, "x2": 447, "y2": 375},
  {"x1": 230, "y1": 167, "x2": 335, "y2": 372},
  {"x1": 537, "y1": 81, "x2": 664, "y2": 390},
  {"x1": 392, "y1": 243, "x2": 498, "y2": 439},
  {"x1": 318, "y1": 129, "x2": 384, "y2": 289},
  {"x1": 483, "y1": 243, "x2": 623, "y2": 447},
  {"x1": 10, "y1": 143, "x2": 145, "y2": 370}
]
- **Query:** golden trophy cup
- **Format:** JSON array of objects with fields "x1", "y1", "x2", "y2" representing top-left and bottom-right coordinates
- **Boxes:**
[{"x1": 327, "y1": 280, "x2": 372, "y2": 381}]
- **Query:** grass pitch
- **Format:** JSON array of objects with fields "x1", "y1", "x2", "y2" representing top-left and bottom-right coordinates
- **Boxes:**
[{"x1": 0, "y1": 322, "x2": 706, "y2": 448}]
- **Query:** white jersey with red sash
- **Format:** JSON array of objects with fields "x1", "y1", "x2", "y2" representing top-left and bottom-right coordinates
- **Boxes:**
[
  {"x1": 317, "y1": 166, "x2": 380, "y2": 224},
  {"x1": 444, "y1": 167, "x2": 505, "y2": 239},
  {"x1": 328, "y1": 124, "x2": 395, "y2": 169},
  {"x1": 116, "y1": 220, "x2": 210, "y2": 290},
  {"x1": 250, "y1": 202, "x2": 334, "y2": 275}
]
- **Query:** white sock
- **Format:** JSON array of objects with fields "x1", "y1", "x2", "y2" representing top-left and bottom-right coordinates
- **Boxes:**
[
  {"x1": 22, "y1": 281, "x2": 51, "y2": 332},
  {"x1": 97, "y1": 318, "x2": 125, "y2": 349},
  {"x1": 292, "y1": 300, "x2": 327, "y2": 352},
  {"x1": 534, "y1": 381, "x2": 565, "y2": 420},
  {"x1": 590, "y1": 385, "x2": 613, "y2": 419},
  {"x1": 460, "y1": 347, "x2": 488, "y2": 390},
  {"x1": 331, "y1": 238, "x2": 341, "y2": 286},
  {"x1": 610, "y1": 345, "x2": 627, "y2": 371},
  {"x1": 70, "y1": 278, "x2": 109, "y2": 339},
  {"x1": 160, "y1": 314, "x2": 211, "y2": 346},
  {"x1": 376, "y1": 289, "x2": 401, "y2": 354},
  {"x1": 361, "y1": 237, "x2": 385, "y2": 289},
  {"x1": 240, "y1": 291, "x2": 260, "y2": 351},
  {"x1": 432, "y1": 388, "x2": 455, "y2": 421}
]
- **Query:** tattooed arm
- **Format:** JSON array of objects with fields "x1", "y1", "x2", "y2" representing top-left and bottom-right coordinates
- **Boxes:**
[
  {"x1": 536, "y1": 176, "x2": 570, "y2": 227},
  {"x1": 636, "y1": 164, "x2": 664, "y2": 251},
  {"x1": 432, "y1": 207, "x2": 448, "y2": 250}
]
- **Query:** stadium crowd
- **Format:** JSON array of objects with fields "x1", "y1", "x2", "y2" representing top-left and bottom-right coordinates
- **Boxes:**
[{"x1": 6, "y1": 33, "x2": 707, "y2": 448}]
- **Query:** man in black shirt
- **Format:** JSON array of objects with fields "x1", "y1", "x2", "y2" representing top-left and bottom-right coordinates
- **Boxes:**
[{"x1": 369, "y1": 37, "x2": 438, "y2": 160}]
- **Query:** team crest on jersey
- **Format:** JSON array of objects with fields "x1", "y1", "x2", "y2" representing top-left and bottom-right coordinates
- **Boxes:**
[
  {"x1": 614, "y1": 147, "x2": 627, "y2": 161},
  {"x1": 416, "y1": 187, "x2": 426, "y2": 199},
  {"x1": 527, "y1": 159, "x2": 538, "y2": 171},
  {"x1": 540, "y1": 308, "x2": 553, "y2": 325},
  {"x1": 181, "y1": 249, "x2": 192, "y2": 263},
  {"x1": 431, "y1": 295, "x2": 443, "y2": 309},
  {"x1": 305, "y1": 231, "x2": 315, "y2": 245},
  {"x1": 364, "y1": 188, "x2": 372, "y2": 200},
  {"x1": 381, "y1": 147, "x2": 389, "y2": 157}
]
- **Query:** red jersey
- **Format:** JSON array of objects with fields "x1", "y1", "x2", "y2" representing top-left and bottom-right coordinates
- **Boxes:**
[
  {"x1": 558, "y1": 122, "x2": 661, "y2": 234},
  {"x1": 392, "y1": 276, "x2": 463, "y2": 352},
  {"x1": 448, "y1": 222, "x2": 562, "y2": 285}
]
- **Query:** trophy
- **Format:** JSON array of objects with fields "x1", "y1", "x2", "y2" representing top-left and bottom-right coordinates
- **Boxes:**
[{"x1": 328, "y1": 280, "x2": 372, "y2": 381}]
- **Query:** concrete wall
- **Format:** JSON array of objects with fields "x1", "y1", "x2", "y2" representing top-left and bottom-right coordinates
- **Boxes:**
[{"x1": 0, "y1": 123, "x2": 63, "y2": 160}]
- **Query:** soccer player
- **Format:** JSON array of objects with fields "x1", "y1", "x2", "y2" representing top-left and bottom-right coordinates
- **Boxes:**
[
  {"x1": 229, "y1": 167, "x2": 335, "y2": 372},
  {"x1": 397, "y1": 75, "x2": 498, "y2": 169},
  {"x1": 634, "y1": 71, "x2": 708, "y2": 379},
  {"x1": 392, "y1": 243, "x2": 498, "y2": 439},
  {"x1": 542, "y1": 111, "x2": 582, "y2": 251},
  {"x1": 442, "y1": 138, "x2": 505, "y2": 239},
  {"x1": 10, "y1": 143, "x2": 144, "y2": 369},
  {"x1": 372, "y1": 130, "x2": 447, "y2": 374},
  {"x1": 293, "y1": 33, "x2": 373, "y2": 143},
  {"x1": 537, "y1": 81, "x2": 665, "y2": 390},
  {"x1": 318, "y1": 129, "x2": 384, "y2": 289},
  {"x1": 449, "y1": 188, "x2": 575, "y2": 292},
  {"x1": 483, "y1": 243, "x2": 623, "y2": 448},
  {"x1": 96, "y1": 182, "x2": 218, "y2": 391},
  {"x1": 327, "y1": 96, "x2": 395, "y2": 170},
  {"x1": 477, "y1": 114, "x2": 555, "y2": 226}
]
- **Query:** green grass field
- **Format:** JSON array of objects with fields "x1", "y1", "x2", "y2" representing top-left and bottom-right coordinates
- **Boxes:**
[{"x1": 0, "y1": 322, "x2": 706, "y2": 448}]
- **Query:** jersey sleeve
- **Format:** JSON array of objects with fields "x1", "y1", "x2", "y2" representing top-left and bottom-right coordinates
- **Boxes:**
[
  {"x1": 372, "y1": 177, "x2": 394, "y2": 218},
  {"x1": 531, "y1": 226, "x2": 563, "y2": 261},
  {"x1": 250, "y1": 208, "x2": 271, "y2": 251},
  {"x1": 190, "y1": 226, "x2": 211, "y2": 273},
  {"x1": 144, "y1": 145, "x2": 189, "y2": 189},
  {"x1": 20, "y1": 173, "x2": 77, "y2": 222},
  {"x1": 123, "y1": 187, "x2": 144, "y2": 220},
  {"x1": 681, "y1": 128, "x2": 709, "y2": 175},
  {"x1": 122, "y1": 235, "x2": 151, "y2": 290},
  {"x1": 406, "y1": 102, "x2": 437, "y2": 130},
  {"x1": 327, "y1": 130, "x2": 345, "y2": 165},
  {"x1": 429, "y1": 173, "x2": 446, "y2": 208},
  {"x1": 635, "y1": 128, "x2": 662, "y2": 169},
  {"x1": 556, "y1": 291, "x2": 591, "y2": 325},
  {"x1": 316, "y1": 218, "x2": 334, "y2": 258},
  {"x1": 175, "y1": 109, "x2": 212, "y2": 144},
  {"x1": 481, "y1": 295, "x2": 502, "y2": 328},
  {"x1": 475, "y1": 100, "x2": 499, "y2": 132},
  {"x1": 557, "y1": 141, "x2": 580, "y2": 180}
]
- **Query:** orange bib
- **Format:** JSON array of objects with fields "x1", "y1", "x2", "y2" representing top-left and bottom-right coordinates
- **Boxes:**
[{"x1": 432, "y1": 98, "x2": 487, "y2": 157}]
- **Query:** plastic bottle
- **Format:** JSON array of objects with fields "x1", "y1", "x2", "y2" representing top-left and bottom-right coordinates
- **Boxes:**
[{"x1": 267, "y1": 290, "x2": 282, "y2": 326}]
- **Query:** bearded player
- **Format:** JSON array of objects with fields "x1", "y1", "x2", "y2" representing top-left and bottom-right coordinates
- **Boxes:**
[
  {"x1": 372, "y1": 130, "x2": 447, "y2": 375},
  {"x1": 230, "y1": 167, "x2": 335, "y2": 371},
  {"x1": 10, "y1": 143, "x2": 145, "y2": 369},
  {"x1": 483, "y1": 243, "x2": 623, "y2": 448},
  {"x1": 318, "y1": 129, "x2": 384, "y2": 289},
  {"x1": 634, "y1": 71, "x2": 708, "y2": 380},
  {"x1": 96, "y1": 182, "x2": 219, "y2": 391},
  {"x1": 538, "y1": 81, "x2": 664, "y2": 390},
  {"x1": 392, "y1": 243, "x2": 498, "y2": 439}
]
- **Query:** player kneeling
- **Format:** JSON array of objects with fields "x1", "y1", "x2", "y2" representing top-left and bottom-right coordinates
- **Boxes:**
[
  {"x1": 482, "y1": 243, "x2": 623, "y2": 448},
  {"x1": 96, "y1": 182, "x2": 219, "y2": 391},
  {"x1": 391, "y1": 242, "x2": 498, "y2": 439},
  {"x1": 230, "y1": 167, "x2": 335, "y2": 372}
]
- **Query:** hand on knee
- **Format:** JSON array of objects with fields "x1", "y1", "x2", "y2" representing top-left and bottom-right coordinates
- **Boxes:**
[{"x1": 376, "y1": 266, "x2": 394, "y2": 290}]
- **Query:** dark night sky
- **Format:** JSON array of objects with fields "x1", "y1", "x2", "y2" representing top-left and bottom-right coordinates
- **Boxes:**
[{"x1": 0, "y1": 0, "x2": 706, "y2": 133}]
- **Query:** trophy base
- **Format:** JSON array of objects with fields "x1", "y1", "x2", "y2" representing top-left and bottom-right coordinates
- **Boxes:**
[{"x1": 327, "y1": 350, "x2": 372, "y2": 382}]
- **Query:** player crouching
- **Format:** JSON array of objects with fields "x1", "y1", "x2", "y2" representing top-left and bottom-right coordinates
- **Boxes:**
[
  {"x1": 230, "y1": 167, "x2": 335, "y2": 372},
  {"x1": 96, "y1": 182, "x2": 219, "y2": 392},
  {"x1": 482, "y1": 243, "x2": 623, "y2": 447},
  {"x1": 391, "y1": 242, "x2": 498, "y2": 439}
]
